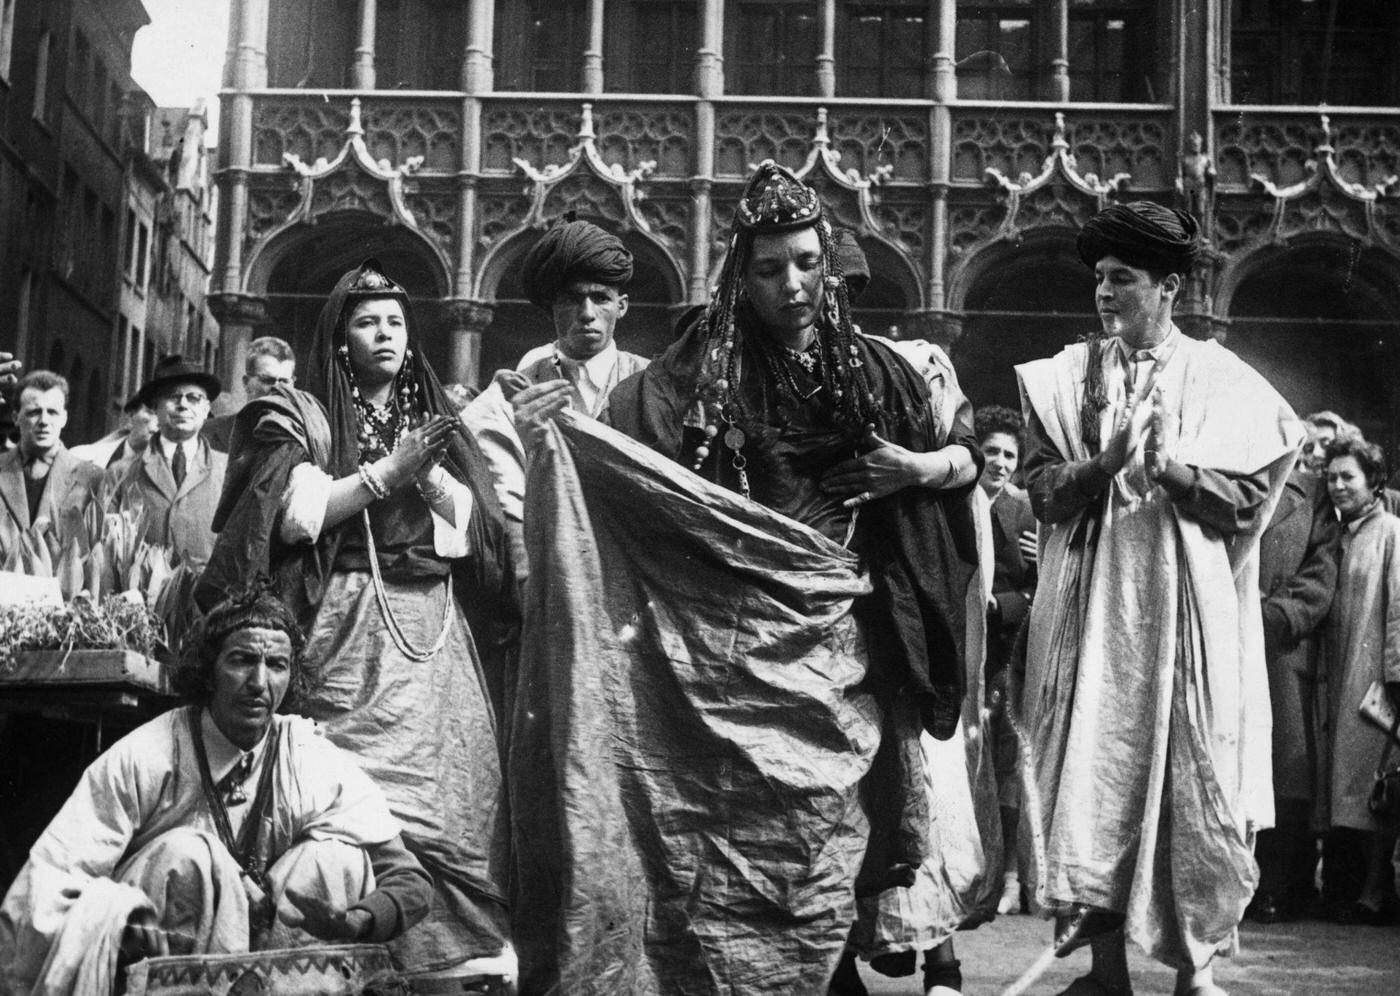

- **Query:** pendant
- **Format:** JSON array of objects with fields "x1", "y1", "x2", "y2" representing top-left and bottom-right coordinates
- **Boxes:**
[{"x1": 724, "y1": 427, "x2": 746, "y2": 451}]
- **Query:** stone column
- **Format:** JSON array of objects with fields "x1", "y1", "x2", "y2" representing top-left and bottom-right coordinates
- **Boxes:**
[
  {"x1": 462, "y1": 0, "x2": 495, "y2": 92},
  {"x1": 816, "y1": 0, "x2": 836, "y2": 98},
  {"x1": 1047, "y1": 0, "x2": 1070, "y2": 102},
  {"x1": 207, "y1": 294, "x2": 268, "y2": 406},
  {"x1": 352, "y1": 0, "x2": 377, "y2": 89},
  {"x1": 582, "y1": 0, "x2": 605, "y2": 94},
  {"x1": 218, "y1": 0, "x2": 268, "y2": 294},
  {"x1": 459, "y1": 1, "x2": 493, "y2": 299},
  {"x1": 441, "y1": 300, "x2": 495, "y2": 387},
  {"x1": 696, "y1": 0, "x2": 724, "y2": 96},
  {"x1": 927, "y1": 0, "x2": 955, "y2": 314}
]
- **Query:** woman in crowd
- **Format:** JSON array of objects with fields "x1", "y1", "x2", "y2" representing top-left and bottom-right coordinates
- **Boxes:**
[
  {"x1": 1321, "y1": 435, "x2": 1400, "y2": 924},
  {"x1": 974, "y1": 405, "x2": 1038, "y2": 916},
  {"x1": 198, "y1": 261, "x2": 518, "y2": 983}
]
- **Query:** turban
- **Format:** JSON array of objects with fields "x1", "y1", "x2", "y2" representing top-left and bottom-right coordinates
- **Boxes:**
[
  {"x1": 832, "y1": 228, "x2": 869, "y2": 302},
  {"x1": 1077, "y1": 201, "x2": 1201, "y2": 277},
  {"x1": 521, "y1": 219, "x2": 633, "y2": 310}
]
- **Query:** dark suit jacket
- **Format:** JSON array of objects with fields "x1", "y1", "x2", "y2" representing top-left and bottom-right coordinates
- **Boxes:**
[
  {"x1": 1258, "y1": 468, "x2": 1339, "y2": 801},
  {"x1": 0, "y1": 446, "x2": 104, "y2": 559},
  {"x1": 105, "y1": 436, "x2": 228, "y2": 566},
  {"x1": 987, "y1": 483, "x2": 1037, "y2": 678},
  {"x1": 201, "y1": 414, "x2": 235, "y2": 454}
]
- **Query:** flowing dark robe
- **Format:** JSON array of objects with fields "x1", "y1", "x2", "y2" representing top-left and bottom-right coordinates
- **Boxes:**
[{"x1": 606, "y1": 313, "x2": 980, "y2": 735}]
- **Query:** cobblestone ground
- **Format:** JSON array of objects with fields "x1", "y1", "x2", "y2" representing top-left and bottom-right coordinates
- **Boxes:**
[{"x1": 861, "y1": 915, "x2": 1400, "y2": 996}]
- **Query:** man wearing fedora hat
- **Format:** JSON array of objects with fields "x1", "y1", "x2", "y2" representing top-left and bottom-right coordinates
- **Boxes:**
[{"x1": 105, "y1": 356, "x2": 227, "y2": 566}]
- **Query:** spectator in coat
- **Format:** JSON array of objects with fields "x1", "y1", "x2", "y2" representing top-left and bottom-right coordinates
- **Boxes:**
[
  {"x1": 1245, "y1": 454, "x2": 1340, "y2": 922},
  {"x1": 1319, "y1": 436, "x2": 1400, "y2": 925},
  {"x1": 975, "y1": 404, "x2": 1038, "y2": 916},
  {"x1": 0, "y1": 371, "x2": 103, "y2": 561},
  {"x1": 105, "y1": 356, "x2": 227, "y2": 566},
  {"x1": 70, "y1": 396, "x2": 159, "y2": 471}
]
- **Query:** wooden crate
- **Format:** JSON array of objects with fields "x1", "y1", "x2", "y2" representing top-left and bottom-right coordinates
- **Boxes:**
[{"x1": 1, "y1": 649, "x2": 165, "y2": 692}]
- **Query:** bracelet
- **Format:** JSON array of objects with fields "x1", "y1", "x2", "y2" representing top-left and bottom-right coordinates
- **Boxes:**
[
  {"x1": 411, "y1": 476, "x2": 450, "y2": 507},
  {"x1": 358, "y1": 463, "x2": 391, "y2": 500},
  {"x1": 416, "y1": 478, "x2": 451, "y2": 505}
]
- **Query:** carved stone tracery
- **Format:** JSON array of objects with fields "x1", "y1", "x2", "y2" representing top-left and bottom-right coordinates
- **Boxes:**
[
  {"x1": 1243, "y1": 114, "x2": 1400, "y2": 250},
  {"x1": 714, "y1": 110, "x2": 813, "y2": 178},
  {"x1": 957, "y1": 113, "x2": 1131, "y2": 260},
  {"x1": 595, "y1": 106, "x2": 694, "y2": 178},
  {"x1": 481, "y1": 106, "x2": 579, "y2": 174},
  {"x1": 362, "y1": 101, "x2": 461, "y2": 172},
  {"x1": 253, "y1": 100, "x2": 350, "y2": 167},
  {"x1": 473, "y1": 103, "x2": 684, "y2": 297},
  {"x1": 240, "y1": 98, "x2": 449, "y2": 291}
]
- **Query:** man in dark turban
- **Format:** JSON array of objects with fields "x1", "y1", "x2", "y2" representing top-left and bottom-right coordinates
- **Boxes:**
[
  {"x1": 1013, "y1": 201, "x2": 1303, "y2": 996},
  {"x1": 463, "y1": 217, "x2": 648, "y2": 576}
]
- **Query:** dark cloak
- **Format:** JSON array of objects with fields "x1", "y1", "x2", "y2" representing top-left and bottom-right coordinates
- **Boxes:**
[{"x1": 606, "y1": 311, "x2": 981, "y2": 739}]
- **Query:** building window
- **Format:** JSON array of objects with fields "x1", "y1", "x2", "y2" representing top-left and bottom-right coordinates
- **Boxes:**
[
  {"x1": 33, "y1": 27, "x2": 52, "y2": 121},
  {"x1": 956, "y1": 3, "x2": 1036, "y2": 100},
  {"x1": 1068, "y1": 5, "x2": 1155, "y2": 101},
  {"x1": 377, "y1": 0, "x2": 466, "y2": 90},
  {"x1": 123, "y1": 207, "x2": 137, "y2": 277},
  {"x1": 93, "y1": 60, "x2": 109, "y2": 135},
  {"x1": 605, "y1": 1, "x2": 698, "y2": 94},
  {"x1": 71, "y1": 30, "x2": 90, "y2": 114},
  {"x1": 1231, "y1": 0, "x2": 1400, "y2": 106},
  {"x1": 726, "y1": 1, "x2": 819, "y2": 96},
  {"x1": 956, "y1": 0, "x2": 1159, "y2": 102},
  {"x1": 496, "y1": 0, "x2": 588, "y2": 92},
  {"x1": 838, "y1": 2, "x2": 927, "y2": 98},
  {"x1": 15, "y1": 267, "x2": 35, "y2": 360},
  {"x1": 268, "y1": 0, "x2": 358, "y2": 88},
  {"x1": 116, "y1": 316, "x2": 130, "y2": 398},
  {"x1": 0, "y1": 0, "x2": 17, "y2": 81},
  {"x1": 135, "y1": 222, "x2": 149, "y2": 293}
]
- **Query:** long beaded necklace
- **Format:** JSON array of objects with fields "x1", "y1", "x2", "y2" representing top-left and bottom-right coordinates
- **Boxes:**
[{"x1": 338, "y1": 345, "x2": 451, "y2": 661}]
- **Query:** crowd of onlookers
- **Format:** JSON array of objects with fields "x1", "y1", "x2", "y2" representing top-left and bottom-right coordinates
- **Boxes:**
[
  {"x1": 4, "y1": 338, "x2": 1400, "y2": 932},
  {"x1": 1, "y1": 329, "x2": 1398, "y2": 935}
]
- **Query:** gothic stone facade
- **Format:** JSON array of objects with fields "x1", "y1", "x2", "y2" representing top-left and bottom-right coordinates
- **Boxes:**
[{"x1": 213, "y1": 0, "x2": 1400, "y2": 445}]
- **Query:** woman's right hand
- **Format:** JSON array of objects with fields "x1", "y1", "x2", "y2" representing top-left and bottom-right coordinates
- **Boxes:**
[{"x1": 381, "y1": 415, "x2": 461, "y2": 487}]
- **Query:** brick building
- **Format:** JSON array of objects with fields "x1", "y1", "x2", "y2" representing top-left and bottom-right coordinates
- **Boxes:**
[
  {"x1": 0, "y1": 0, "x2": 221, "y2": 441},
  {"x1": 0, "y1": 0, "x2": 150, "y2": 441},
  {"x1": 213, "y1": 1, "x2": 1400, "y2": 442}
]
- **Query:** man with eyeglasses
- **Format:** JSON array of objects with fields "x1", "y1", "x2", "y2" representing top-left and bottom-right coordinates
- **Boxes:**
[
  {"x1": 203, "y1": 337, "x2": 297, "y2": 454},
  {"x1": 107, "y1": 356, "x2": 228, "y2": 566}
]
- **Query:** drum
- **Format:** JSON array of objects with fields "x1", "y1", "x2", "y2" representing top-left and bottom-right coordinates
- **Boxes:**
[{"x1": 124, "y1": 943, "x2": 405, "y2": 996}]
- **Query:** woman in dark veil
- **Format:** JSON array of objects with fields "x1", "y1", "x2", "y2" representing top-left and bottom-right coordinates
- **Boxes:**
[{"x1": 198, "y1": 261, "x2": 518, "y2": 982}]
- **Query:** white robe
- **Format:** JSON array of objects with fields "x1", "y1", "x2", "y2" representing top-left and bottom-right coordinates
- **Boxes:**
[
  {"x1": 1016, "y1": 331, "x2": 1301, "y2": 970},
  {"x1": 0, "y1": 708, "x2": 398, "y2": 995}
]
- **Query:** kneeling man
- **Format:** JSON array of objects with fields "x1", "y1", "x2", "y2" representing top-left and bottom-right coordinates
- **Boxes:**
[{"x1": 0, "y1": 588, "x2": 431, "y2": 994}]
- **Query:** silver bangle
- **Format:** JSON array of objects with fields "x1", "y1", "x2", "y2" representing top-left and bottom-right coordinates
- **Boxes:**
[
  {"x1": 416, "y1": 478, "x2": 451, "y2": 505},
  {"x1": 358, "y1": 463, "x2": 391, "y2": 500}
]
